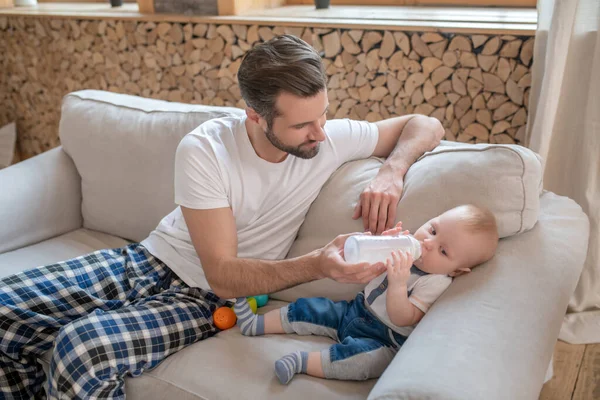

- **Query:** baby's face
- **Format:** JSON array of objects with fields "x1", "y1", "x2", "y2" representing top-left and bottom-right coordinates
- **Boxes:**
[{"x1": 412, "y1": 209, "x2": 492, "y2": 276}]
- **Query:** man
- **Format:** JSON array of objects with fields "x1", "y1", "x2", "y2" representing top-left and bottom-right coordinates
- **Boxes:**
[{"x1": 0, "y1": 35, "x2": 443, "y2": 399}]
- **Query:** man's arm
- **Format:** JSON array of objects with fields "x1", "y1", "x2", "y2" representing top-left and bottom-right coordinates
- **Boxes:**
[
  {"x1": 181, "y1": 206, "x2": 386, "y2": 299},
  {"x1": 372, "y1": 114, "x2": 444, "y2": 168},
  {"x1": 353, "y1": 115, "x2": 444, "y2": 234}
]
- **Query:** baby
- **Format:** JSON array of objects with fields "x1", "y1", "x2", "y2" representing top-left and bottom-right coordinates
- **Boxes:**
[{"x1": 234, "y1": 204, "x2": 499, "y2": 384}]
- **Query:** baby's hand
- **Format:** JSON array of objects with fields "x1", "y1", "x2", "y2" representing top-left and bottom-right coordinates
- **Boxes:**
[
  {"x1": 386, "y1": 250, "x2": 413, "y2": 286},
  {"x1": 380, "y1": 221, "x2": 410, "y2": 237}
]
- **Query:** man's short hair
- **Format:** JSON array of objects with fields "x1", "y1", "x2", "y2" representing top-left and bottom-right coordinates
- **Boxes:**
[{"x1": 237, "y1": 34, "x2": 327, "y2": 127}]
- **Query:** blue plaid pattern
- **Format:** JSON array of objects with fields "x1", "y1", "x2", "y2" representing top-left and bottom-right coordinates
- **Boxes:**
[{"x1": 0, "y1": 243, "x2": 231, "y2": 400}]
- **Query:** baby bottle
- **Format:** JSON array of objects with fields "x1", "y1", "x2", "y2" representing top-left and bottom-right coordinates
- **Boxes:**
[{"x1": 343, "y1": 234, "x2": 422, "y2": 264}]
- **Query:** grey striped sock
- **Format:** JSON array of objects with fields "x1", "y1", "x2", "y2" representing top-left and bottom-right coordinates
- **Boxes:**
[
  {"x1": 234, "y1": 298, "x2": 264, "y2": 336},
  {"x1": 274, "y1": 351, "x2": 308, "y2": 385}
]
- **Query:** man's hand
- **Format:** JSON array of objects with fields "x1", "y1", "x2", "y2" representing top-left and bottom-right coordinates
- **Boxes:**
[
  {"x1": 352, "y1": 166, "x2": 403, "y2": 235},
  {"x1": 317, "y1": 232, "x2": 387, "y2": 284},
  {"x1": 355, "y1": 114, "x2": 444, "y2": 235},
  {"x1": 386, "y1": 250, "x2": 413, "y2": 287}
]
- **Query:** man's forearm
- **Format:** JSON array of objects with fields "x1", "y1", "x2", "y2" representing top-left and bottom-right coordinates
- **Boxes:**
[
  {"x1": 381, "y1": 116, "x2": 444, "y2": 177},
  {"x1": 206, "y1": 251, "x2": 323, "y2": 299}
]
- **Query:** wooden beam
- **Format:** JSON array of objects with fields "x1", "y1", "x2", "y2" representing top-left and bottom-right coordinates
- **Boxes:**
[
  {"x1": 0, "y1": 3, "x2": 537, "y2": 35},
  {"x1": 136, "y1": 0, "x2": 154, "y2": 13},
  {"x1": 135, "y1": 0, "x2": 288, "y2": 16},
  {"x1": 287, "y1": 0, "x2": 536, "y2": 6},
  {"x1": 218, "y1": 0, "x2": 287, "y2": 15},
  {"x1": 38, "y1": 0, "x2": 136, "y2": 2}
]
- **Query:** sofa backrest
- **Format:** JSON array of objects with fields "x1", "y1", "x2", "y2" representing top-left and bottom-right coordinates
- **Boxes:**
[
  {"x1": 274, "y1": 140, "x2": 543, "y2": 302},
  {"x1": 59, "y1": 90, "x2": 245, "y2": 242}
]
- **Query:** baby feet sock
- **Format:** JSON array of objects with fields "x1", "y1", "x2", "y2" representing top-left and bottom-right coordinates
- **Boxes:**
[
  {"x1": 234, "y1": 297, "x2": 264, "y2": 336},
  {"x1": 274, "y1": 351, "x2": 308, "y2": 385}
]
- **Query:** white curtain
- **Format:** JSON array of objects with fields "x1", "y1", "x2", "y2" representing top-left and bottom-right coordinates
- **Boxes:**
[{"x1": 526, "y1": 0, "x2": 600, "y2": 344}]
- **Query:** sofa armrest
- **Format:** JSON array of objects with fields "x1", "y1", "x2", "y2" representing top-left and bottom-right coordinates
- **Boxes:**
[
  {"x1": 0, "y1": 147, "x2": 82, "y2": 254},
  {"x1": 368, "y1": 192, "x2": 589, "y2": 400}
]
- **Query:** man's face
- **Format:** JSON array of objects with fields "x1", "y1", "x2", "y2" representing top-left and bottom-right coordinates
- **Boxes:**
[{"x1": 263, "y1": 90, "x2": 329, "y2": 159}]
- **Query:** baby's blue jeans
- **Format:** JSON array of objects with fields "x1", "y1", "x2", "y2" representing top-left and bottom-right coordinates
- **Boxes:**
[{"x1": 281, "y1": 292, "x2": 407, "y2": 380}]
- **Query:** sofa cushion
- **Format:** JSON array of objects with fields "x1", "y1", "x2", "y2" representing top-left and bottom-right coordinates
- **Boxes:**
[
  {"x1": 59, "y1": 90, "x2": 245, "y2": 243},
  {"x1": 275, "y1": 141, "x2": 543, "y2": 302}
]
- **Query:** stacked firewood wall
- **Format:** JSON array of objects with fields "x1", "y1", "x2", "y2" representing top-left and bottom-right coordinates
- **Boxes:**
[{"x1": 0, "y1": 17, "x2": 533, "y2": 161}]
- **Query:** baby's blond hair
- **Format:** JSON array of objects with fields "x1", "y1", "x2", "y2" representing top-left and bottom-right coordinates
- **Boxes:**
[
  {"x1": 455, "y1": 204, "x2": 498, "y2": 237},
  {"x1": 450, "y1": 204, "x2": 499, "y2": 265}
]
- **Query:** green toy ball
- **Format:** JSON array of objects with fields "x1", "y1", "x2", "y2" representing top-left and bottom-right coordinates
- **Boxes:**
[
  {"x1": 246, "y1": 297, "x2": 257, "y2": 314},
  {"x1": 253, "y1": 294, "x2": 269, "y2": 307}
]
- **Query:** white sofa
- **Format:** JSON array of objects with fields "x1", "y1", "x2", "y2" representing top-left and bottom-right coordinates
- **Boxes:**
[{"x1": 0, "y1": 90, "x2": 590, "y2": 400}]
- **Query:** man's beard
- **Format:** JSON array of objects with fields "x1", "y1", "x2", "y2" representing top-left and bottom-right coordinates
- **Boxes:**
[{"x1": 265, "y1": 125, "x2": 320, "y2": 159}]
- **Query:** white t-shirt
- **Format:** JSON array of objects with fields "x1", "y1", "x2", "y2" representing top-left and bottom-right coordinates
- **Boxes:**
[
  {"x1": 363, "y1": 269, "x2": 452, "y2": 336},
  {"x1": 141, "y1": 115, "x2": 379, "y2": 291}
]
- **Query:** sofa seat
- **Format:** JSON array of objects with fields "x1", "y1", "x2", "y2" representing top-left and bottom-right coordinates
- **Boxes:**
[
  {"x1": 55, "y1": 302, "x2": 377, "y2": 400},
  {"x1": 0, "y1": 228, "x2": 376, "y2": 399}
]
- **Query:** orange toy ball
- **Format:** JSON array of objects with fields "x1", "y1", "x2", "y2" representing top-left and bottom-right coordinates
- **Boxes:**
[{"x1": 213, "y1": 306, "x2": 237, "y2": 330}]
